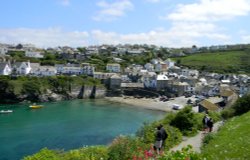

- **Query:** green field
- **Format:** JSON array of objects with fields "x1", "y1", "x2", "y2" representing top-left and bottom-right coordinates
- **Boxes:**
[
  {"x1": 201, "y1": 111, "x2": 250, "y2": 159},
  {"x1": 173, "y1": 51, "x2": 250, "y2": 74}
]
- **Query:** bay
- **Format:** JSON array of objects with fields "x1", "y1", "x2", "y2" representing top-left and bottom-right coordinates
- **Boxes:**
[{"x1": 0, "y1": 99, "x2": 165, "y2": 160}]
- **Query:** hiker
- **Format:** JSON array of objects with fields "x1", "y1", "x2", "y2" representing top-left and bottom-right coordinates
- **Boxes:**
[
  {"x1": 202, "y1": 114, "x2": 210, "y2": 133},
  {"x1": 159, "y1": 124, "x2": 168, "y2": 151},
  {"x1": 207, "y1": 118, "x2": 214, "y2": 132},
  {"x1": 154, "y1": 125, "x2": 162, "y2": 154}
]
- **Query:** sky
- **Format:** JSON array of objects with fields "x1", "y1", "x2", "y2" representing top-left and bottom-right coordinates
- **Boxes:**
[{"x1": 0, "y1": 0, "x2": 250, "y2": 48}]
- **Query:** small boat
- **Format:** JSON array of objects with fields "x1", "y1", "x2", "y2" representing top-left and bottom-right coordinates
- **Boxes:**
[
  {"x1": 0, "y1": 110, "x2": 13, "y2": 113},
  {"x1": 29, "y1": 105, "x2": 43, "y2": 109}
]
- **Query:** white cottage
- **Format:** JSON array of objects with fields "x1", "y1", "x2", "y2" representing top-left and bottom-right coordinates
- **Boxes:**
[
  {"x1": 0, "y1": 62, "x2": 12, "y2": 75},
  {"x1": 25, "y1": 51, "x2": 44, "y2": 58},
  {"x1": 32, "y1": 66, "x2": 57, "y2": 76},
  {"x1": 106, "y1": 63, "x2": 121, "y2": 73},
  {"x1": 12, "y1": 61, "x2": 31, "y2": 75}
]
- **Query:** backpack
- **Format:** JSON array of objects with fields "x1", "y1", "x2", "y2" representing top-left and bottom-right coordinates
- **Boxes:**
[{"x1": 161, "y1": 128, "x2": 168, "y2": 140}]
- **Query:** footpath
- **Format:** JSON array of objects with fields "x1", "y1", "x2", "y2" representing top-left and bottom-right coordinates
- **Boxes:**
[{"x1": 170, "y1": 121, "x2": 224, "y2": 153}]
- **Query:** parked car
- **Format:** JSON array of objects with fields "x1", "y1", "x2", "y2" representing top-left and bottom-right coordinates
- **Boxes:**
[
  {"x1": 172, "y1": 104, "x2": 183, "y2": 110},
  {"x1": 187, "y1": 99, "x2": 193, "y2": 104}
]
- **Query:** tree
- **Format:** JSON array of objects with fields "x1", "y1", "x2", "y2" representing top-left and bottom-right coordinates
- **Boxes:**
[
  {"x1": 16, "y1": 44, "x2": 23, "y2": 49},
  {"x1": 22, "y1": 80, "x2": 41, "y2": 101},
  {"x1": 232, "y1": 94, "x2": 250, "y2": 116},
  {"x1": 170, "y1": 106, "x2": 198, "y2": 135}
]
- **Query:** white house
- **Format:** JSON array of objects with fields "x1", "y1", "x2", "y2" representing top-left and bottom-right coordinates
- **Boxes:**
[
  {"x1": 121, "y1": 75, "x2": 130, "y2": 82},
  {"x1": 143, "y1": 76, "x2": 156, "y2": 89},
  {"x1": 150, "y1": 59, "x2": 159, "y2": 65},
  {"x1": 32, "y1": 66, "x2": 57, "y2": 76},
  {"x1": 181, "y1": 69, "x2": 199, "y2": 78},
  {"x1": 155, "y1": 62, "x2": 167, "y2": 72},
  {"x1": 93, "y1": 72, "x2": 116, "y2": 80},
  {"x1": 156, "y1": 75, "x2": 169, "y2": 90},
  {"x1": 0, "y1": 47, "x2": 8, "y2": 55},
  {"x1": 132, "y1": 64, "x2": 143, "y2": 73},
  {"x1": 0, "y1": 62, "x2": 11, "y2": 75},
  {"x1": 29, "y1": 63, "x2": 41, "y2": 74},
  {"x1": 83, "y1": 65, "x2": 95, "y2": 76},
  {"x1": 127, "y1": 49, "x2": 144, "y2": 55},
  {"x1": 144, "y1": 63, "x2": 154, "y2": 71},
  {"x1": 62, "y1": 66, "x2": 83, "y2": 75},
  {"x1": 55, "y1": 64, "x2": 64, "y2": 74},
  {"x1": 25, "y1": 51, "x2": 44, "y2": 58},
  {"x1": 55, "y1": 63, "x2": 83, "y2": 75},
  {"x1": 12, "y1": 61, "x2": 31, "y2": 75},
  {"x1": 106, "y1": 63, "x2": 121, "y2": 73},
  {"x1": 164, "y1": 59, "x2": 175, "y2": 68}
]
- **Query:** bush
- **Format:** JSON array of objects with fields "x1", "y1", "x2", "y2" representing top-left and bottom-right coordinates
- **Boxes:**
[
  {"x1": 23, "y1": 148, "x2": 62, "y2": 160},
  {"x1": 207, "y1": 111, "x2": 221, "y2": 122},
  {"x1": 220, "y1": 94, "x2": 250, "y2": 119},
  {"x1": 232, "y1": 94, "x2": 250, "y2": 116},
  {"x1": 62, "y1": 146, "x2": 108, "y2": 160},
  {"x1": 170, "y1": 106, "x2": 199, "y2": 136},
  {"x1": 158, "y1": 145, "x2": 202, "y2": 160},
  {"x1": 22, "y1": 80, "x2": 42, "y2": 101},
  {"x1": 221, "y1": 108, "x2": 235, "y2": 120},
  {"x1": 108, "y1": 136, "x2": 148, "y2": 160},
  {"x1": 136, "y1": 119, "x2": 182, "y2": 150},
  {"x1": 202, "y1": 133, "x2": 215, "y2": 148}
]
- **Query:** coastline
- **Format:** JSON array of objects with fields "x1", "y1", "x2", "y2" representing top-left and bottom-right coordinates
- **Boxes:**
[{"x1": 105, "y1": 96, "x2": 198, "y2": 112}]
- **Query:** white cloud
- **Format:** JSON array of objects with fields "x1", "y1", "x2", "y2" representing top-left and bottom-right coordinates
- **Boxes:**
[
  {"x1": 0, "y1": 26, "x2": 231, "y2": 48},
  {"x1": 90, "y1": 25, "x2": 230, "y2": 47},
  {"x1": 93, "y1": 0, "x2": 134, "y2": 21},
  {"x1": 167, "y1": 0, "x2": 250, "y2": 22},
  {"x1": 156, "y1": 0, "x2": 250, "y2": 46},
  {"x1": 60, "y1": 0, "x2": 70, "y2": 6},
  {"x1": 241, "y1": 35, "x2": 250, "y2": 43},
  {"x1": 0, "y1": 28, "x2": 89, "y2": 48},
  {"x1": 145, "y1": 0, "x2": 160, "y2": 3}
]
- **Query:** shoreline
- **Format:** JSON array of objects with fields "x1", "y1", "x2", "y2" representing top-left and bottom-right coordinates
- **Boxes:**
[{"x1": 105, "y1": 96, "x2": 198, "y2": 112}]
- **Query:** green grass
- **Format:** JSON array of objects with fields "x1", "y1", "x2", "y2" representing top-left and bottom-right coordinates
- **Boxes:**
[
  {"x1": 201, "y1": 111, "x2": 250, "y2": 159},
  {"x1": 173, "y1": 51, "x2": 250, "y2": 74}
]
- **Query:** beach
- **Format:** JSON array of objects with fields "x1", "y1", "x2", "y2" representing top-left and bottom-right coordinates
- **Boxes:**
[{"x1": 105, "y1": 96, "x2": 198, "y2": 112}]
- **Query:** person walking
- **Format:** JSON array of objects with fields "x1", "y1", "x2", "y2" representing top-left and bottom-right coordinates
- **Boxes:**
[
  {"x1": 154, "y1": 125, "x2": 162, "y2": 154},
  {"x1": 202, "y1": 114, "x2": 210, "y2": 133},
  {"x1": 159, "y1": 124, "x2": 168, "y2": 151},
  {"x1": 207, "y1": 118, "x2": 214, "y2": 132}
]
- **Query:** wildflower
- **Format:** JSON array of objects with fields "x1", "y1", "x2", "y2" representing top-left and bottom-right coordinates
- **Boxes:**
[{"x1": 133, "y1": 156, "x2": 137, "y2": 160}]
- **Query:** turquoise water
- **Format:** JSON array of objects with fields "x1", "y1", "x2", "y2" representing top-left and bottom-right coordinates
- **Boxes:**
[{"x1": 0, "y1": 99, "x2": 165, "y2": 160}]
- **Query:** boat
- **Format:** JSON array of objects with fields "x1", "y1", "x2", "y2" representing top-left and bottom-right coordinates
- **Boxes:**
[
  {"x1": 29, "y1": 105, "x2": 43, "y2": 109},
  {"x1": 0, "y1": 110, "x2": 13, "y2": 113}
]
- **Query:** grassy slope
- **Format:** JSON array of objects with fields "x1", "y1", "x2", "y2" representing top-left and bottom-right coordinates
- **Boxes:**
[
  {"x1": 202, "y1": 111, "x2": 250, "y2": 159},
  {"x1": 173, "y1": 51, "x2": 250, "y2": 74}
]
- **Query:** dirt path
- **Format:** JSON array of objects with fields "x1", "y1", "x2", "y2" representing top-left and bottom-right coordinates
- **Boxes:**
[{"x1": 170, "y1": 121, "x2": 224, "y2": 153}]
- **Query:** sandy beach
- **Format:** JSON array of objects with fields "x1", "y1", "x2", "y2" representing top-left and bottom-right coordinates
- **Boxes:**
[{"x1": 105, "y1": 96, "x2": 198, "y2": 112}]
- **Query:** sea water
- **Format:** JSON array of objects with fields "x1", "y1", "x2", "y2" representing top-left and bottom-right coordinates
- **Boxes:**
[{"x1": 0, "y1": 99, "x2": 165, "y2": 160}]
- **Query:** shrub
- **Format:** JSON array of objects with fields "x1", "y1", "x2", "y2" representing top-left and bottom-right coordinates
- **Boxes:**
[
  {"x1": 207, "y1": 111, "x2": 221, "y2": 122},
  {"x1": 221, "y1": 108, "x2": 235, "y2": 120},
  {"x1": 170, "y1": 106, "x2": 199, "y2": 136},
  {"x1": 136, "y1": 120, "x2": 182, "y2": 150},
  {"x1": 232, "y1": 94, "x2": 250, "y2": 116},
  {"x1": 107, "y1": 136, "x2": 148, "y2": 160},
  {"x1": 23, "y1": 148, "x2": 62, "y2": 160},
  {"x1": 22, "y1": 80, "x2": 42, "y2": 101},
  {"x1": 158, "y1": 145, "x2": 202, "y2": 160},
  {"x1": 136, "y1": 121, "x2": 158, "y2": 144},
  {"x1": 202, "y1": 133, "x2": 215, "y2": 148},
  {"x1": 62, "y1": 146, "x2": 108, "y2": 160}
]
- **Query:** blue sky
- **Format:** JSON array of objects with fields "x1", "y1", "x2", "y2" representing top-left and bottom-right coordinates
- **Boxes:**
[{"x1": 0, "y1": 0, "x2": 250, "y2": 48}]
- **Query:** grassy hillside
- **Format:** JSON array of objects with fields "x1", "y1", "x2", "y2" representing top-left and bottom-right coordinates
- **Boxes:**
[
  {"x1": 173, "y1": 50, "x2": 250, "y2": 74},
  {"x1": 202, "y1": 111, "x2": 250, "y2": 159}
]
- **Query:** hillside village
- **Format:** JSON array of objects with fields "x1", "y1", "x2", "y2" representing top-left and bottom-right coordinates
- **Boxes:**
[{"x1": 0, "y1": 43, "x2": 250, "y2": 112}]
